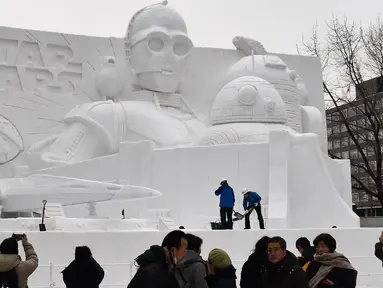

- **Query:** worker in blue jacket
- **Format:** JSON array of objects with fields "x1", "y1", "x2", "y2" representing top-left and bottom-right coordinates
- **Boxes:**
[
  {"x1": 242, "y1": 188, "x2": 265, "y2": 230},
  {"x1": 215, "y1": 178, "x2": 235, "y2": 229}
]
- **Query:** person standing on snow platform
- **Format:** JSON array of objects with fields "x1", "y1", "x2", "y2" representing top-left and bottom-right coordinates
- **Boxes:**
[
  {"x1": 214, "y1": 179, "x2": 235, "y2": 229},
  {"x1": 242, "y1": 188, "x2": 265, "y2": 230}
]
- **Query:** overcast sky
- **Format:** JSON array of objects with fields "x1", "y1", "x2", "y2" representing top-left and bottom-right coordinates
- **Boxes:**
[{"x1": 0, "y1": 0, "x2": 382, "y2": 54}]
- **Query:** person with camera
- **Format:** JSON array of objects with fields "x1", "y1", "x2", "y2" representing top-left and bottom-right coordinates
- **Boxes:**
[{"x1": 0, "y1": 233, "x2": 38, "y2": 288}]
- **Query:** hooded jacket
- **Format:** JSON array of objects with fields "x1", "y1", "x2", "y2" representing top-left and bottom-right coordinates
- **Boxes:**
[
  {"x1": 261, "y1": 251, "x2": 309, "y2": 288},
  {"x1": 215, "y1": 183, "x2": 235, "y2": 208},
  {"x1": 127, "y1": 245, "x2": 178, "y2": 288},
  {"x1": 0, "y1": 240, "x2": 38, "y2": 288},
  {"x1": 174, "y1": 250, "x2": 208, "y2": 288},
  {"x1": 205, "y1": 265, "x2": 237, "y2": 288},
  {"x1": 62, "y1": 247, "x2": 104, "y2": 288}
]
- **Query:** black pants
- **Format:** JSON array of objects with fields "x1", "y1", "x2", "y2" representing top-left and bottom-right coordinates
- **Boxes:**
[
  {"x1": 245, "y1": 205, "x2": 265, "y2": 229},
  {"x1": 220, "y1": 207, "x2": 233, "y2": 229}
]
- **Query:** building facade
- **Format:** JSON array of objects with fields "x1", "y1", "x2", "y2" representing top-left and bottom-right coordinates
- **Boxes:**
[{"x1": 326, "y1": 77, "x2": 383, "y2": 216}]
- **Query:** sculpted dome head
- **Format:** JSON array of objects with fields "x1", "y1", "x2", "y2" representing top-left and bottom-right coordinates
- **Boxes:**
[
  {"x1": 210, "y1": 76, "x2": 287, "y2": 125},
  {"x1": 129, "y1": 4, "x2": 187, "y2": 36},
  {"x1": 125, "y1": 2, "x2": 193, "y2": 93}
]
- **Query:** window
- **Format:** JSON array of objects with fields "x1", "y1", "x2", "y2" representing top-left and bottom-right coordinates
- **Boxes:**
[
  {"x1": 358, "y1": 119, "x2": 366, "y2": 127},
  {"x1": 370, "y1": 160, "x2": 377, "y2": 170},
  {"x1": 327, "y1": 127, "x2": 332, "y2": 135},
  {"x1": 333, "y1": 126, "x2": 340, "y2": 133},
  {"x1": 328, "y1": 141, "x2": 333, "y2": 149},
  {"x1": 350, "y1": 150, "x2": 358, "y2": 159},
  {"x1": 342, "y1": 151, "x2": 349, "y2": 159},
  {"x1": 332, "y1": 114, "x2": 340, "y2": 121},
  {"x1": 367, "y1": 147, "x2": 375, "y2": 157},
  {"x1": 368, "y1": 132, "x2": 375, "y2": 140},
  {"x1": 348, "y1": 108, "x2": 356, "y2": 117},
  {"x1": 352, "y1": 193, "x2": 359, "y2": 203},
  {"x1": 341, "y1": 137, "x2": 349, "y2": 147},
  {"x1": 359, "y1": 134, "x2": 366, "y2": 143},
  {"x1": 334, "y1": 139, "x2": 341, "y2": 149},
  {"x1": 341, "y1": 124, "x2": 347, "y2": 132},
  {"x1": 360, "y1": 192, "x2": 369, "y2": 202},
  {"x1": 351, "y1": 165, "x2": 358, "y2": 174},
  {"x1": 335, "y1": 152, "x2": 341, "y2": 158},
  {"x1": 341, "y1": 109, "x2": 348, "y2": 118}
]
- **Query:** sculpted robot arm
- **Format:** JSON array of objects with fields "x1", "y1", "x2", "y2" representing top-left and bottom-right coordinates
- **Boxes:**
[{"x1": 28, "y1": 102, "x2": 119, "y2": 165}]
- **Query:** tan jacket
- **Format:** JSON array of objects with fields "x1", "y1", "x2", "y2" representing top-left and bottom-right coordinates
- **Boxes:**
[{"x1": 0, "y1": 240, "x2": 39, "y2": 288}]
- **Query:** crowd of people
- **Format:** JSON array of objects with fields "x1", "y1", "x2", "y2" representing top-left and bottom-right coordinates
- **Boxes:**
[
  {"x1": 0, "y1": 230, "x2": 363, "y2": 288},
  {"x1": 127, "y1": 230, "x2": 358, "y2": 288}
]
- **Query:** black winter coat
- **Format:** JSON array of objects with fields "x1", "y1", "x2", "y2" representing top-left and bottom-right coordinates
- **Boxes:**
[
  {"x1": 260, "y1": 251, "x2": 309, "y2": 288},
  {"x1": 205, "y1": 265, "x2": 237, "y2": 288},
  {"x1": 306, "y1": 260, "x2": 357, "y2": 288},
  {"x1": 62, "y1": 257, "x2": 104, "y2": 288},
  {"x1": 127, "y1": 245, "x2": 178, "y2": 288},
  {"x1": 298, "y1": 246, "x2": 316, "y2": 267},
  {"x1": 240, "y1": 251, "x2": 267, "y2": 288}
]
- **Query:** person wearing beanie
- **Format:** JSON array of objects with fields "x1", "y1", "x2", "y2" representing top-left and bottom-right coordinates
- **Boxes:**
[
  {"x1": 0, "y1": 234, "x2": 38, "y2": 288},
  {"x1": 62, "y1": 246, "x2": 104, "y2": 288},
  {"x1": 205, "y1": 248, "x2": 237, "y2": 288},
  {"x1": 242, "y1": 188, "x2": 264, "y2": 230},
  {"x1": 214, "y1": 179, "x2": 235, "y2": 230}
]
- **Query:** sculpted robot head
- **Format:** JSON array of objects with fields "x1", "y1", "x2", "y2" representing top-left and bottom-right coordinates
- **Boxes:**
[
  {"x1": 125, "y1": 1, "x2": 193, "y2": 93},
  {"x1": 210, "y1": 76, "x2": 287, "y2": 125}
]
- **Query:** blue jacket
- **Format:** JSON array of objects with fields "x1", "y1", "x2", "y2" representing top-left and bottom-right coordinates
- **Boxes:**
[
  {"x1": 243, "y1": 191, "x2": 262, "y2": 210},
  {"x1": 215, "y1": 183, "x2": 235, "y2": 208}
]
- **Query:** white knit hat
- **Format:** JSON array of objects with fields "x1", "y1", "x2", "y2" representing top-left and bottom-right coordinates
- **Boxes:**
[{"x1": 220, "y1": 178, "x2": 227, "y2": 183}]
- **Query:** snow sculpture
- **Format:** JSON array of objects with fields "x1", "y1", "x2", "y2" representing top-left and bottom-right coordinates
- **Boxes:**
[
  {"x1": 27, "y1": 1, "x2": 205, "y2": 165},
  {"x1": 0, "y1": 116, "x2": 23, "y2": 164},
  {"x1": 199, "y1": 76, "x2": 296, "y2": 145},
  {"x1": 229, "y1": 38, "x2": 325, "y2": 150},
  {"x1": 0, "y1": 2, "x2": 357, "y2": 230},
  {"x1": 94, "y1": 56, "x2": 129, "y2": 101},
  {"x1": 0, "y1": 174, "x2": 161, "y2": 212}
]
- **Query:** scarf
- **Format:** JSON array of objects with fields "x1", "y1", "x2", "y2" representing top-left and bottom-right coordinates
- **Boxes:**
[{"x1": 308, "y1": 252, "x2": 356, "y2": 288}]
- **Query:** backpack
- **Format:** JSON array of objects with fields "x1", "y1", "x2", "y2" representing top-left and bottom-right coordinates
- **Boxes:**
[{"x1": 0, "y1": 268, "x2": 18, "y2": 288}]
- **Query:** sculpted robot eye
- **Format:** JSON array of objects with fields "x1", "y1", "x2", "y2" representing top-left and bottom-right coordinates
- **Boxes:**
[
  {"x1": 237, "y1": 85, "x2": 258, "y2": 106},
  {"x1": 173, "y1": 43, "x2": 189, "y2": 56},
  {"x1": 148, "y1": 38, "x2": 164, "y2": 52}
]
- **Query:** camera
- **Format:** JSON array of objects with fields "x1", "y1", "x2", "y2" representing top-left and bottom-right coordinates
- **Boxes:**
[{"x1": 12, "y1": 233, "x2": 24, "y2": 241}]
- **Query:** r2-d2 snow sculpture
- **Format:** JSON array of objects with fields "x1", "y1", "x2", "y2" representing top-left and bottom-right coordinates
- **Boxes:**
[
  {"x1": 199, "y1": 76, "x2": 296, "y2": 145},
  {"x1": 225, "y1": 55, "x2": 306, "y2": 133}
]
